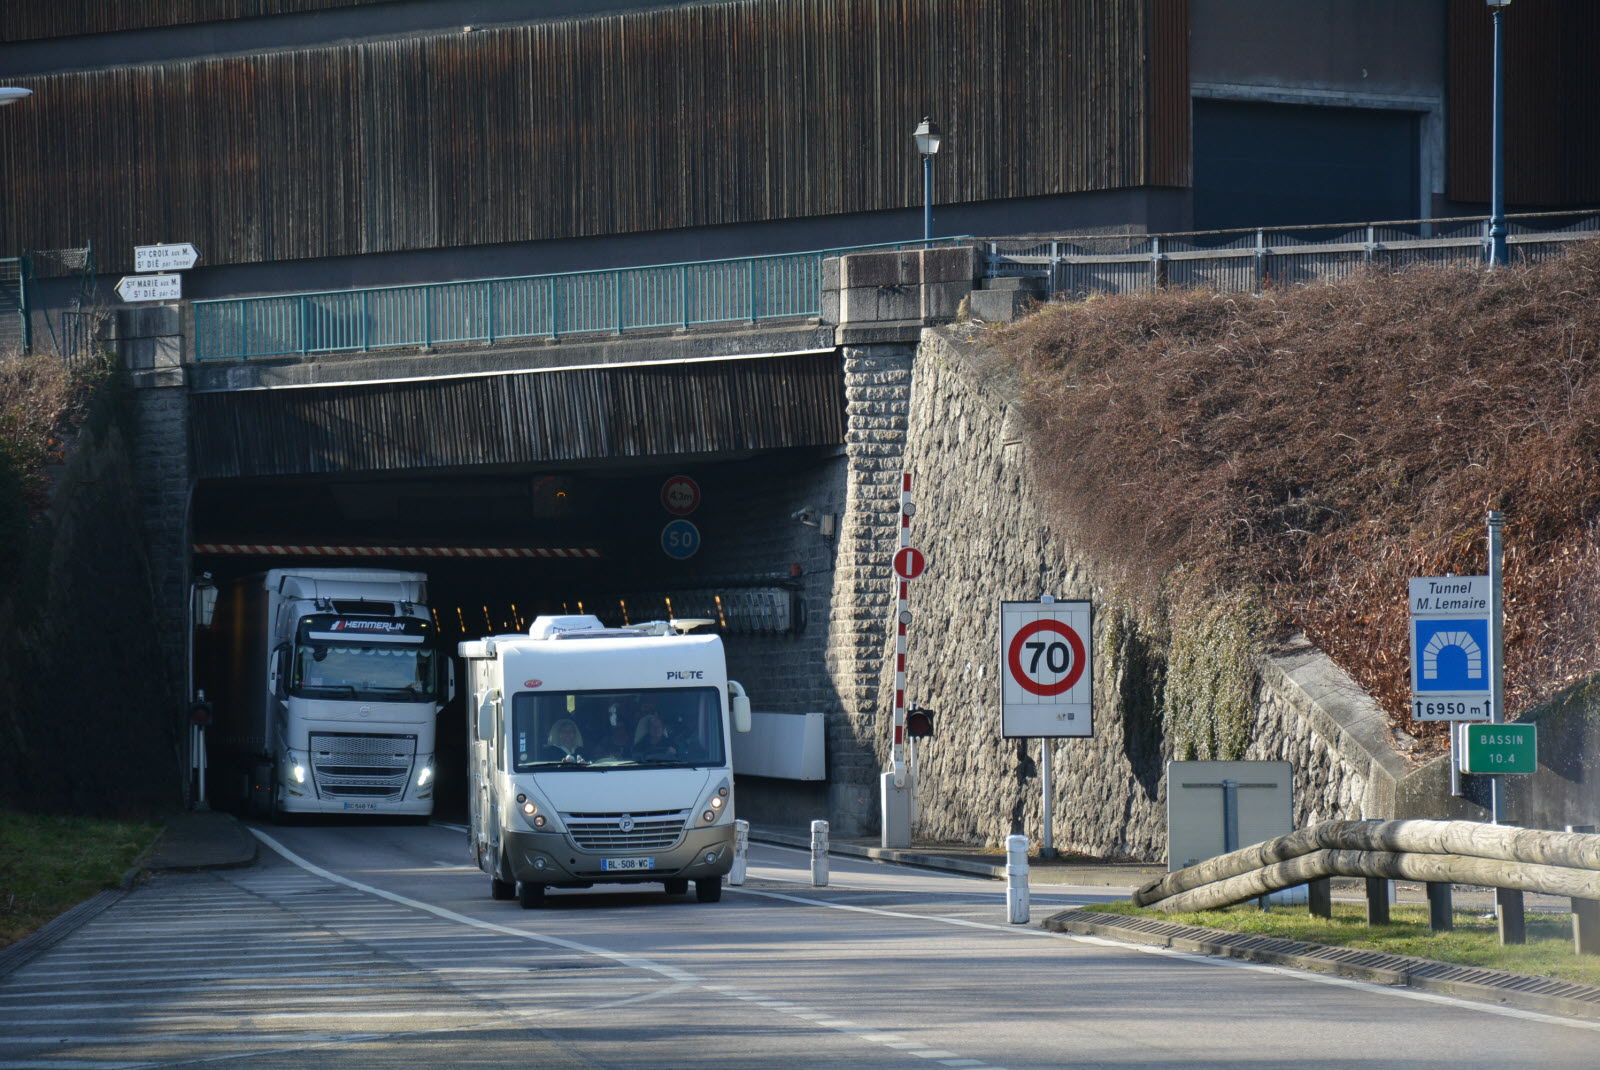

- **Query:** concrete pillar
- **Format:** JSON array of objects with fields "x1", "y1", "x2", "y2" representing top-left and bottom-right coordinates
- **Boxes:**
[
  {"x1": 824, "y1": 342, "x2": 913, "y2": 836},
  {"x1": 110, "y1": 305, "x2": 192, "y2": 735}
]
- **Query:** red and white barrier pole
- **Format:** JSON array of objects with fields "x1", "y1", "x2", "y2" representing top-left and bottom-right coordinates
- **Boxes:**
[{"x1": 891, "y1": 472, "x2": 912, "y2": 788}]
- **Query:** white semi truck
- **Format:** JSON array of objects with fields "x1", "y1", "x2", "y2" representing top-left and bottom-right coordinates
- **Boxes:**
[
  {"x1": 460, "y1": 614, "x2": 751, "y2": 907},
  {"x1": 200, "y1": 568, "x2": 450, "y2": 819}
]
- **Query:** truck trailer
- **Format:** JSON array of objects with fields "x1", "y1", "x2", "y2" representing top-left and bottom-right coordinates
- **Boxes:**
[
  {"x1": 199, "y1": 568, "x2": 450, "y2": 819},
  {"x1": 460, "y1": 614, "x2": 751, "y2": 907}
]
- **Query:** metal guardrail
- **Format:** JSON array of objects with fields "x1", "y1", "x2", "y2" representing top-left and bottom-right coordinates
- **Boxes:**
[
  {"x1": 192, "y1": 239, "x2": 960, "y2": 362},
  {"x1": 985, "y1": 212, "x2": 1600, "y2": 299}
]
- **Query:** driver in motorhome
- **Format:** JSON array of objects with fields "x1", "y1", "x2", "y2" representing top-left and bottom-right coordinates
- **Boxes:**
[{"x1": 544, "y1": 718, "x2": 585, "y2": 761}]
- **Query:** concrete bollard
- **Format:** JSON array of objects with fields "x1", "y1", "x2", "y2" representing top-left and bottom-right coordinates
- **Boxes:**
[
  {"x1": 811, "y1": 820, "x2": 829, "y2": 887},
  {"x1": 1006, "y1": 834, "x2": 1030, "y2": 924},
  {"x1": 729, "y1": 819, "x2": 749, "y2": 886}
]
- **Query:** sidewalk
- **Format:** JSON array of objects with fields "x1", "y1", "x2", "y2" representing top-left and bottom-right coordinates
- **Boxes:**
[{"x1": 751, "y1": 825, "x2": 1164, "y2": 887}]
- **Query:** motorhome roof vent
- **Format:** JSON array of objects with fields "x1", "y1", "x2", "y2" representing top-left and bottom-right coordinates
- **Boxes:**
[{"x1": 528, "y1": 614, "x2": 607, "y2": 640}]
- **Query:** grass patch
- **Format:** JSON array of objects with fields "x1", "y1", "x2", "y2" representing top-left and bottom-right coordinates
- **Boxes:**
[
  {"x1": 0, "y1": 811, "x2": 161, "y2": 948},
  {"x1": 1085, "y1": 899, "x2": 1600, "y2": 986}
]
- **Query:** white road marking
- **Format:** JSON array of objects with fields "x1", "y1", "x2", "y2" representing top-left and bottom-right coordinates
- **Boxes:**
[
  {"x1": 248, "y1": 828, "x2": 1004, "y2": 1067},
  {"x1": 727, "y1": 886, "x2": 1600, "y2": 1034}
]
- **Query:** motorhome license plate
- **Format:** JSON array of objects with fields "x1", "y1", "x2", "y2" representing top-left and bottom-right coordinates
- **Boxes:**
[{"x1": 603, "y1": 857, "x2": 654, "y2": 872}]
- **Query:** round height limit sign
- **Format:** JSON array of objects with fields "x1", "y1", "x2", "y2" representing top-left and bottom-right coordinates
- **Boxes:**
[{"x1": 1000, "y1": 600, "x2": 1093, "y2": 738}]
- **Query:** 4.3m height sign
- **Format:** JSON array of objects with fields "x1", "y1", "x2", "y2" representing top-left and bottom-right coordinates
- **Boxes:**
[{"x1": 1000, "y1": 600, "x2": 1093, "y2": 738}]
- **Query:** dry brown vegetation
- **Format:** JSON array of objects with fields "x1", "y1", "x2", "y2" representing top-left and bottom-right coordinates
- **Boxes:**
[{"x1": 997, "y1": 242, "x2": 1600, "y2": 754}]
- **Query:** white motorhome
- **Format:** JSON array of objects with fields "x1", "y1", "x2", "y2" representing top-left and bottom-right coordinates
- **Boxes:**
[
  {"x1": 200, "y1": 568, "x2": 450, "y2": 819},
  {"x1": 460, "y1": 614, "x2": 752, "y2": 907}
]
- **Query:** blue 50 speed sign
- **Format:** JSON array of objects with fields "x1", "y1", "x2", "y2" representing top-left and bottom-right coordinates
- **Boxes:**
[{"x1": 661, "y1": 519, "x2": 701, "y2": 560}]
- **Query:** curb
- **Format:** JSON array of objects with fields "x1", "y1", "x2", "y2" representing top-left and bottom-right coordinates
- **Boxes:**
[
  {"x1": 0, "y1": 889, "x2": 125, "y2": 980},
  {"x1": 1044, "y1": 908, "x2": 1600, "y2": 1023}
]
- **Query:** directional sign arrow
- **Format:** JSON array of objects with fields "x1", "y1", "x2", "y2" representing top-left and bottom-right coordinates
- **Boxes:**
[
  {"x1": 116, "y1": 274, "x2": 183, "y2": 303},
  {"x1": 133, "y1": 243, "x2": 200, "y2": 272}
]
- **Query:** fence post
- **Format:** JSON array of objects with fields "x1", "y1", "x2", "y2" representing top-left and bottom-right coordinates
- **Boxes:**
[
  {"x1": 1308, "y1": 878, "x2": 1332, "y2": 919},
  {"x1": 614, "y1": 271, "x2": 624, "y2": 334},
  {"x1": 1049, "y1": 240, "x2": 1059, "y2": 298},
  {"x1": 1497, "y1": 888, "x2": 1527, "y2": 945},
  {"x1": 485, "y1": 281, "x2": 496, "y2": 345},
  {"x1": 1426, "y1": 882, "x2": 1453, "y2": 932},
  {"x1": 298, "y1": 296, "x2": 310, "y2": 356},
  {"x1": 1569, "y1": 826, "x2": 1600, "y2": 955},
  {"x1": 1364, "y1": 223, "x2": 1377, "y2": 266},
  {"x1": 1365, "y1": 877, "x2": 1391, "y2": 926},
  {"x1": 1253, "y1": 229, "x2": 1266, "y2": 294},
  {"x1": 681, "y1": 264, "x2": 690, "y2": 330},
  {"x1": 1150, "y1": 236, "x2": 1165, "y2": 292},
  {"x1": 549, "y1": 276, "x2": 559, "y2": 339},
  {"x1": 361, "y1": 291, "x2": 371, "y2": 352},
  {"x1": 748, "y1": 260, "x2": 758, "y2": 323}
]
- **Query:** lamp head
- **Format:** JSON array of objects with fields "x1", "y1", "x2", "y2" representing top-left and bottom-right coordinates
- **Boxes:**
[
  {"x1": 0, "y1": 87, "x2": 32, "y2": 107},
  {"x1": 1485, "y1": 0, "x2": 1512, "y2": 7},
  {"x1": 913, "y1": 117, "x2": 942, "y2": 156}
]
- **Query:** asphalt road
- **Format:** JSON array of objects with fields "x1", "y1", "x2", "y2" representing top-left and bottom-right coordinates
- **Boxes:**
[{"x1": 2, "y1": 821, "x2": 1597, "y2": 1068}]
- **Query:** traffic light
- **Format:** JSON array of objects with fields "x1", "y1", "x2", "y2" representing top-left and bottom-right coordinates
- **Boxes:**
[{"x1": 906, "y1": 706, "x2": 935, "y2": 738}]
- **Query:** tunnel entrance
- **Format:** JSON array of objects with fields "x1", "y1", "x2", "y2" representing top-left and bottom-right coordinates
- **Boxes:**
[{"x1": 190, "y1": 445, "x2": 844, "y2": 822}]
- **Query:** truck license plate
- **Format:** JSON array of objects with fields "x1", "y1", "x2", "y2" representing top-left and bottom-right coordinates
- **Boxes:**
[
  {"x1": 603, "y1": 857, "x2": 654, "y2": 872},
  {"x1": 342, "y1": 802, "x2": 377, "y2": 811}
]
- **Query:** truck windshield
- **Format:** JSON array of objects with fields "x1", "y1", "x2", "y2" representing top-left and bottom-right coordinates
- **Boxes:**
[
  {"x1": 510, "y1": 687, "x2": 724, "y2": 772},
  {"x1": 290, "y1": 640, "x2": 438, "y2": 702}
]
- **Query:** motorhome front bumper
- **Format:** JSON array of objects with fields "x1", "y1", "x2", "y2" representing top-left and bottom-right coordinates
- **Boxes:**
[{"x1": 502, "y1": 824, "x2": 734, "y2": 887}]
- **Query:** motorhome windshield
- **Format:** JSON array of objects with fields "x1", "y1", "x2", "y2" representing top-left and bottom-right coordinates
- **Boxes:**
[
  {"x1": 290, "y1": 618, "x2": 439, "y2": 702},
  {"x1": 510, "y1": 687, "x2": 724, "y2": 771}
]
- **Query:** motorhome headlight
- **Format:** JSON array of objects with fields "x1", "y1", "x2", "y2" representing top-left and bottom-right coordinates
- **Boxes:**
[
  {"x1": 698, "y1": 778, "x2": 732, "y2": 825},
  {"x1": 291, "y1": 765, "x2": 306, "y2": 784},
  {"x1": 517, "y1": 793, "x2": 548, "y2": 828}
]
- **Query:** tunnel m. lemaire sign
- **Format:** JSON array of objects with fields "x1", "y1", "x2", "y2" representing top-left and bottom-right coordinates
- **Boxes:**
[{"x1": 1409, "y1": 575, "x2": 1492, "y2": 722}]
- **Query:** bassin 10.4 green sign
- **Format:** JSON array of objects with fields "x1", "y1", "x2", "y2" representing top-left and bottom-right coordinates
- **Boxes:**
[{"x1": 1460, "y1": 723, "x2": 1538, "y2": 775}]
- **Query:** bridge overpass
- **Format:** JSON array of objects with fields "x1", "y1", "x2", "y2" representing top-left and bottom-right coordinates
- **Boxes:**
[{"x1": 116, "y1": 242, "x2": 987, "y2": 832}]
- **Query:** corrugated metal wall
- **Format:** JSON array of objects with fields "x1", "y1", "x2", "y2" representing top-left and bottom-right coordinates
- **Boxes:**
[
  {"x1": 0, "y1": 1, "x2": 382, "y2": 41},
  {"x1": 189, "y1": 352, "x2": 846, "y2": 479},
  {"x1": 1446, "y1": 0, "x2": 1600, "y2": 206},
  {"x1": 0, "y1": 0, "x2": 1189, "y2": 273}
]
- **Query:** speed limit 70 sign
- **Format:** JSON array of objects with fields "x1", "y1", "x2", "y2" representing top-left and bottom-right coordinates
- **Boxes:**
[{"x1": 1000, "y1": 600, "x2": 1093, "y2": 738}]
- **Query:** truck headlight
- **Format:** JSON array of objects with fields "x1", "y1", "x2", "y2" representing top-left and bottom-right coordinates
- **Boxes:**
[
  {"x1": 291, "y1": 764, "x2": 306, "y2": 784},
  {"x1": 417, "y1": 765, "x2": 433, "y2": 787}
]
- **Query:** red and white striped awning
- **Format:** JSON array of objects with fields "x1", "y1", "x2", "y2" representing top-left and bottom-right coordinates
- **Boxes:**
[{"x1": 193, "y1": 544, "x2": 603, "y2": 559}]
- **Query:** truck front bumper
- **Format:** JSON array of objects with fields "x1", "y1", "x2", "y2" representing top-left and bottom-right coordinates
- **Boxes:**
[{"x1": 503, "y1": 824, "x2": 735, "y2": 887}]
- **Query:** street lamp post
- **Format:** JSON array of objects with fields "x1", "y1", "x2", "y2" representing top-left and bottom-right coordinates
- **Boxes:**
[
  {"x1": 913, "y1": 118, "x2": 942, "y2": 244},
  {"x1": 1487, "y1": 0, "x2": 1510, "y2": 267}
]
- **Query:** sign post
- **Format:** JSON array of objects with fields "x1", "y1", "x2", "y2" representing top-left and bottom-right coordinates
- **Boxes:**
[{"x1": 1000, "y1": 598, "x2": 1092, "y2": 860}]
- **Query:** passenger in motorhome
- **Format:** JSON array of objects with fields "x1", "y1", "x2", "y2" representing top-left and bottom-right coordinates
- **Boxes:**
[
  {"x1": 544, "y1": 718, "x2": 585, "y2": 761},
  {"x1": 633, "y1": 714, "x2": 676, "y2": 760}
]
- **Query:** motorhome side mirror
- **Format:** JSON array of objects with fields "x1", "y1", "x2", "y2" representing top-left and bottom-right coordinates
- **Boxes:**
[
  {"x1": 905, "y1": 707, "x2": 935, "y2": 738},
  {"x1": 728, "y1": 681, "x2": 752, "y2": 733}
]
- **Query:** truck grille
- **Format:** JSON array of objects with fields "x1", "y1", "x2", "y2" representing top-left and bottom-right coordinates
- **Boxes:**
[
  {"x1": 309, "y1": 733, "x2": 416, "y2": 800},
  {"x1": 564, "y1": 810, "x2": 688, "y2": 852}
]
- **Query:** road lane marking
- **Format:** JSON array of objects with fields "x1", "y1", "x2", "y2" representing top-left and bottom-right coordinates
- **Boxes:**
[
  {"x1": 249, "y1": 829, "x2": 1007, "y2": 1068},
  {"x1": 728, "y1": 886, "x2": 1600, "y2": 1034}
]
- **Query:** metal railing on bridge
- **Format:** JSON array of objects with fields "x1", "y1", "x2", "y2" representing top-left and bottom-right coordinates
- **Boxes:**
[
  {"x1": 984, "y1": 211, "x2": 1600, "y2": 299},
  {"x1": 193, "y1": 239, "x2": 956, "y2": 362}
]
